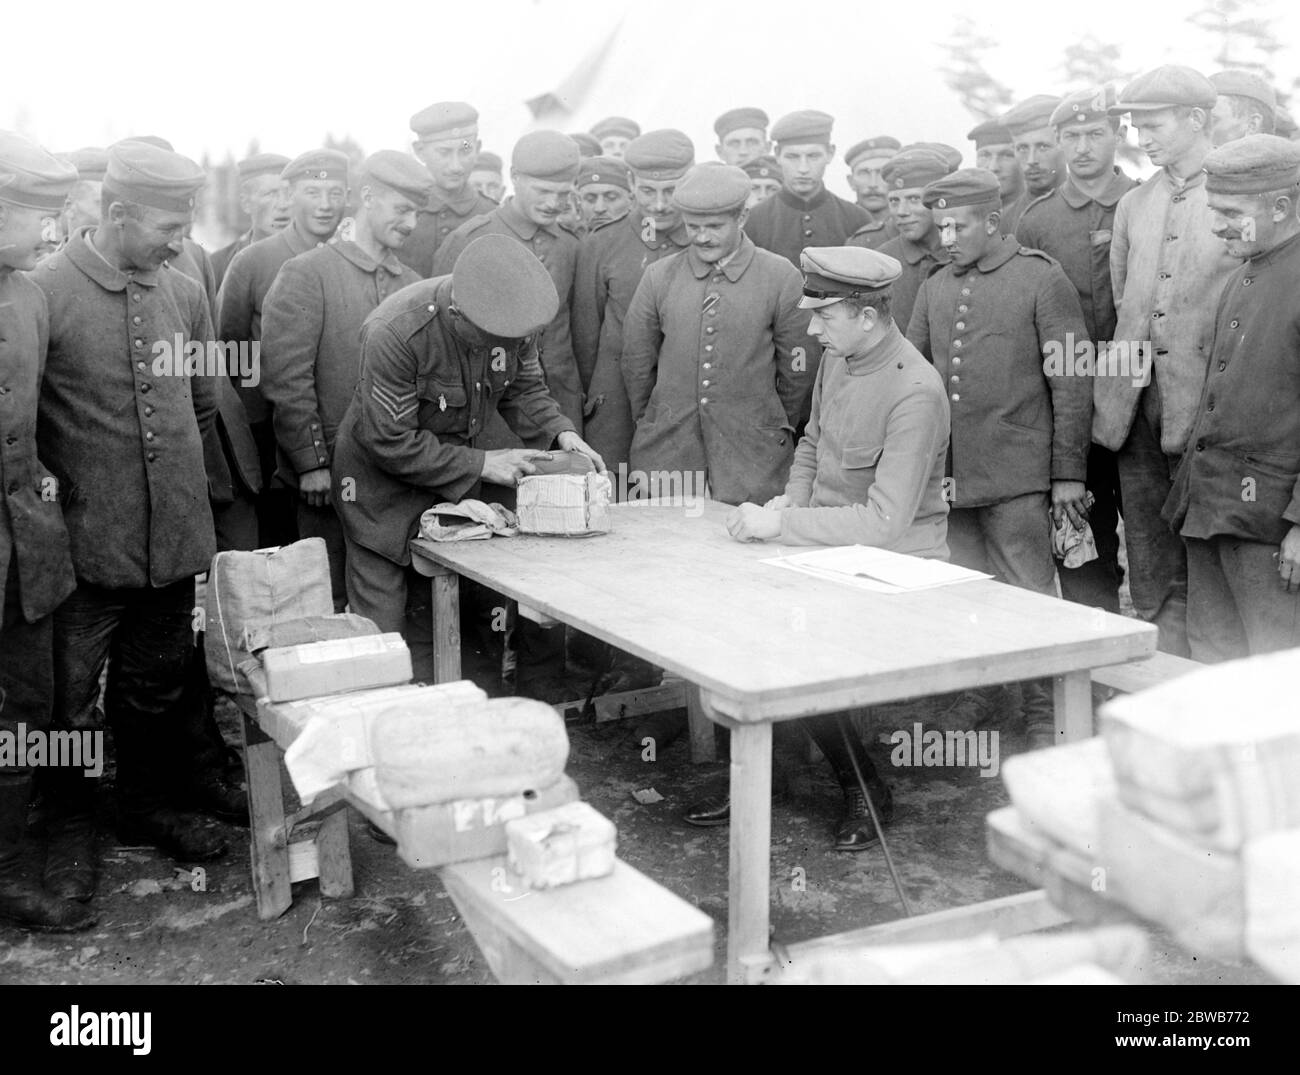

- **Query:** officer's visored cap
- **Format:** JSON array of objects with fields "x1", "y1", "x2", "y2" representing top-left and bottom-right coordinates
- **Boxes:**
[
  {"x1": 844, "y1": 136, "x2": 901, "y2": 168},
  {"x1": 966, "y1": 118, "x2": 1014, "y2": 149},
  {"x1": 798, "y1": 246, "x2": 902, "y2": 309},
  {"x1": 452, "y1": 234, "x2": 559, "y2": 337},
  {"x1": 1111, "y1": 65, "x2": 1217, "y2": 114},
  {"x1": 714, "y1": 107, "x2": 770, "y2": 139},
  {"x1": 673, "y1": 163, "x2": 751, "y2": 214},
  {"x1": 1204, "y1": 133, "x2": 1300, "y2": 195},
  {"x1": 1210, "y1": 69, "x2": 1277, "y2": 114},
  {"x1": 1051, "y1": 87, "x2": 1120, "y2": 128},
  {"x1": 360, "y1": 150, "x2": 436, "y2": 203},
  {"x1": 921, "y1": 167, "x2": 1002, "y2": 211},
  {"x1": 902, "y1": 141, "x2": 963, "y2": 170},
  {"x1": 63, "y1": 146, "x2": 108, "y2": 182},
  {"x1": 882, "y1": 147, "x2": 955, "y2": 191},
  {"x1": 281, "y1": 149, "x2": 350, "y2": 184},
  {"x1": 624, "y1": 129, "x2": 695, "y2": 180},
  {"x1": 472, "y1": 151, "x2": 503, "y2": 175},
  {"x1": 104, "y1": 140, "x2": 205, "y2": 213},
  {"x1": 771, "y1": 110, "x2": 835, "y2": 147},
  {"x1": 511, "y1": 131, "x2": 581, "y2": 182},
  {"x1": 742, "y1": 154, "x2": 781, "y2": 180},
  {"x1": 576, "y1": 156, "x2": 632, "y2": 191},
  {"x1": 0, "y1": 130, "x2": 78, "y2": 210},
  {"x1": 410, "y1": 101, "x2": 479, "y2": 141},
  {"x1": 590, "y1": 116, "x2": 641, "y2": 141},
  {"x1": 237, "y1": 152, "x2": 291, "y2": 180},
  {"x1": 1002, "y1": 95, "x2": 1063, "y2": 139}
]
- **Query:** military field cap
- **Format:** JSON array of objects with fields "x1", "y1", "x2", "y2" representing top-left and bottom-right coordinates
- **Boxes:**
[
  {"x1": 673, "y1": 163, "x2": 750, "y2": 213},
  {"x1": 1204, "y1": 134, "x2": 1300, "y2": 194},
  {"x1": 1210, "y1": 69, "x2": 1277, "y2": 114},
  {"x1": 576, "y1": 155, "x2": 632, "y2": 191},
  {"x1": 742, "y1": 154, "x2": 781, "y2": 180},
  {"x1": 1051, "y1": 86, "x2": 1119, "y2": 127},
  {"x1": 882, "y1": 147, "x2": 953, "y2": 191},
  {"x1": 411, "y1": 101, "x2": 479, "y2": 141},
  {"x1": 64, "y1": 146, "x2": 108, "y2": 181},
  {"x1": 452, "y1": 233, "x2": 559, "y2": 337},
  {"x1": 103, "y1": 141, "x2": 204, "y2": 212},
  {"x1": 472, "y1": 151, "x2": 503, "y2": 175},
  {"x1": 845, "y1": 136, "x2": 901, "y2": 168},
  {"x1": 237, "y1": 152, "x2": 290, "y2": 180},
  {"x1": 1111, "y1": 65, "x2": 1217, "y2": 113},
  {"x1": 281, "y1": 149, "x2": 350, "y2": 184},
  {"x1": 0, "y1": 131, "x2": 78, "y2": 210},
  {"x1": 1003, "y1": 95, "x2": 1063, "y2": 139},
  {"x1": 1275, "y1": 105, "x2": 1298, "y2": 139},
  {"x1": 922, "y1": 167, "x2": 1001, "y2": 210},
  {"x1": 902, "y1": 141, "x2": 963, "y2": 170},
  {"x1": 967, "y1": 118, "x2": 1014, "y2": 148},
  {"x1": 512, "y1": 130, "x2": 581, "y2": 182},
  {"x1": 624, "y1": 129, "x2": 695, "y2": 179},
  {"x1": 123, "y1": 135, "x2": 174, "y2": 151},
  {"x1": 714, "y1": 107, "x2": 770, "y2": 139},
  {"x1": 360, "y1": 150, "x2": 436, "y2": 202},
  {"x1": 798, "y1": 246, "x2": 902, "y2": 309},
  {"x1": 771, "y1": 110, "x2": 835, "y2": 147},
  {"x1": 568, "y1": 132, "x2": 602, "y2": 157},
  {"x1": 591, "y1": 116, "x2": 641, "y2": 141}
]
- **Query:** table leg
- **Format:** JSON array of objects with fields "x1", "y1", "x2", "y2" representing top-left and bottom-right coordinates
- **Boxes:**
[
  {"x1": 241, "y1": 710, "x2": 292, "y2": 921},
  {"x1": 685, "y1": 684, "x2": 717, "y2": 763},
  {"x1": 431, "y1": 570, "x2": 461, "y2": 683},
  {"x1": 725, "y1": 717, "x2": 773, "y2": 984},
  {"x1": 1053, "y1": 670, "x2": 1093, "y2": 744}
]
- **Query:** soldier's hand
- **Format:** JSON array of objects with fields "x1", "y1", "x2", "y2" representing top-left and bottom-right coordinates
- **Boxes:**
[
  {"x1": 555, "y1": 430, "x2": 607, "y2": 474},
  {"x1": 726, "y1": 503, "x2": 782, "y2": 543},
  {"x1": 764, "y1": 494, "x2": 792, "y2": 510},
  {"x1": 1050, "y1": 480, "x2": 1089, "y2": 531},
  {"x1": 1278, "y1": 525, "x2": 1300, "y2": 593},
  {"x1": 299, "y1": 467, "x2": 332, "y2": 508},
  {"x1": 480, "y1": 449, "x2": 551, "y2": 487}
]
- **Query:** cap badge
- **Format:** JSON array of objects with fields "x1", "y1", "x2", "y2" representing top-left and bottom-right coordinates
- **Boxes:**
[
  {"x1": 439, "y1": 394, "x2": 447, "y2": 412},
  {"x1": 894, "y1": 178, "x2": 904, "y2": 187},
  {"x1": 937, "y1": 197, "x2": 948, "y2": 208}
]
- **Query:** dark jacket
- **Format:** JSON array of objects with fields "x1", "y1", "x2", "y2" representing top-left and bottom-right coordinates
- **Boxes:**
[
  {"x1": 745, "y1": 186, "x2": 873, "y2": 267},
  {"x1": 397, "y1": 186, "x2": 499, "y2": 279},
  {"x1": 211, "y1": 231, "x2": 253, "y2": 286},
  {"x1": 874, "y1": 232, "x2": 950, "y2": 335}
]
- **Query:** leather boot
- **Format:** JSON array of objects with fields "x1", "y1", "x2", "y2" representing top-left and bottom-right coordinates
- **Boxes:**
[
  {"x1": 806, "y1": 716, "x2": 895, "y2": 851},
  {"x1": 0, "y1": 779, "x2": 97, "y2": 932},
  {"x1": 1021, "y1": 678, "x2": 1057, "y2": 751},
  {"x1": 40, "y1": 767, "x2": 98, "y2": 902}
]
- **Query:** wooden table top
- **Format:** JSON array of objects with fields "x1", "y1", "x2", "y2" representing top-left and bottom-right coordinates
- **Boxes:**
[{"x1": 411, "y1": 501, "x2": 1156, "y2": 722}]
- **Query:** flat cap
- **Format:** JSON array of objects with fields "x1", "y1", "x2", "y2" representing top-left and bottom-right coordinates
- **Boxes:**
[
  {"x1": 281, "y1": 149, "x2": 350, "y2": 184},
  {"x1": 568, "y1": 132, "x2": 602, "y2": 157},
  {"x1": 1210, "y1": 69, "x2": 1277, "y2": 113},
  {"x1": 1051, "y1": 86, "x2": 1119, "y2": 127},
  {"x1": 1204, "y1": 133, "x2": 1300, "y2": 194},
  {"x1": 714, "y1": 107, "x2": 770, "y2": 139},
  {"x1": 0, "y1": 131, "x2": 78, "y2": 210},
  {"x1": 742, "y1": 154, "x2": 781, "y2": 180},
  {"x1": 237, "y1": 152, "x2": 290, "y2": 180},
  {"x1": 410, "y1": 101, "x2": 479, "y2": 141},
  {"x1": 922, "y1": 167, "x2": 1001, "y2": 210},
  {"x1": 104, "y1": 140, "x2": 204, "y2": 212},
  {"x1": 771, "y1": 109, "x2": 835, "y2": 147},
  {"x1": 360, "y1": 150, "x2": 435, "y2": 203},
  {"x1": 591, "y1": 116, "x2": 641, "y2": 141},
  {"x1": 472, "y1": 151, "x2": 503, "y2": 175},
  {"x1": 845, "y1": 136, "x2": 901, "y2": 167},
  {"x1": 511, "y1": 130, "x2": 581, "y2": 182},
  {"x1": 882, "y1": 147, "x2": 954, "y2": 191},
  {"x1": 624, "y1": 129, "x2": 695, "y2": 179},
  {"x1": 64, "y1": 146, "x2": 108, "y2": 181},
  {"x1": 798, "y1": 246, "x2": 902, "y2": 309},
  {"x1": 902, "y1": 141, "x2": 963, "y2": 171},
  {"x1": 967, "y1": 118, "x2": 1014, "y2": 148},
  {"x1": 1002, "y1": 95, "x2": 1063, "y2": 138},
  {"x1": 576, "y1": 155, "x2": 632, "y2": 191},
  {"x1": 673, "y1": 163, "x2": 750, "y2": 213},
  {"x1": 1112, "y1": 65, "x2": 1217, "y2": 113},
  {"x1": 452, "y1": 233, "x2": 559, "y2": 337}
]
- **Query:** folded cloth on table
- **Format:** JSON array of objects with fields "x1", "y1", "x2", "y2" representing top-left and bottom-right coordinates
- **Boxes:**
[
  {"x1": 419, "y1": 499, "x2": 518, "y2": 541},
  {"x1": 1051, "y1": 500, "x2": 1098, "y2": 568}
]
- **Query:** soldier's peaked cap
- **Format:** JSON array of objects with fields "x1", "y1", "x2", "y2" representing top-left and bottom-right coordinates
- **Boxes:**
[
  {"x1": 714, "y1": 107, "x2": 770, "y2": 139},
  {"x1": 104, "y1": 141, "x2": 204, "y2": 212},
  {"x1": 511, "y1": 131, "x2": 581, "y2": 182},
  {"x1": 672, "y1": 163, "x2": 750, "y2": 213},
  {"x1": 281, "y1": 149, "x2": 350, "y2": 184},
  {"x1": 411, "y1": 101, "x2": 479, "y2": 140},
  {"x1": 798, "y1": 247, "x2": 901, "y2": 309},
  {"x1": 624, "y1": 130, "x2": 695, "y2": 179},
  {"x1": 0, "y1": 130, "x2": 78, "y2": 210},
  {"x1": 921, "y1": 168, "x2": 1001, "y2": 210},
  {"x1": 771, "y1": 110, "x2": 835, "y2": 146},
  {"x1": 1204, "y1": 134, "x2": 1300, "y2": 194},
  {"x1": 360, "y1": 151, "x2": 435, "y2": 202},
  {"x1": 452, "y1": 234, "x2": 559, "y2": 337},
  {"x1": 1111, "y1": 65, "x2": 1217, "y2": 113}
]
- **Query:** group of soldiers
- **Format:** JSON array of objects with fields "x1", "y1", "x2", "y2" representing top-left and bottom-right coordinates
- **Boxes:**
[{"x1": 3, "y1": 58, "x2": 1300, "y2": 934}]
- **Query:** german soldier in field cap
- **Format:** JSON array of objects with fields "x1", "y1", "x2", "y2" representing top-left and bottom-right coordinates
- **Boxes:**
[
  {"x1": 33, "y1": 140, "x2": 229, "y2": 883},
  {"x1": 434, "y1": 130, "x2": 585, "y2": 437},
  {"x1": 1000, "y1": 95, "x2": 1065, "y2": 234},
  {"x1": 1165, "y1": 135, "x2": 1300, "y2": 660},
  {"x1": 859, "y1": 146, "x2": 954, "y2": 330},
  {"x1": 908, "y1": 168, "x2": 1092, "y2": 748},
  {"x1": 714, "y1": 107, "x2": 771, "y2": 167},
  {"x1": 211, "y1": 152, "x2": 291, "y2": 283},
  {"x1": 401, "y1": 102, "x2": 498, "y2": 276},
  {"x1": 0, "y1": 132, "x2": 96, "y2": 932},
  {"x1": 468, "y1": 151, "x2": 504, "y2": 204},
  {"x1": 742, "y1": 155, "x2": 782, "y2": 208},
  {"x1": 844, "y1": 135, "x2": 902, "y2": 247},
  {"x1": 575, "y1": 155, "x2": 632, "y2": 231},
  {"x1": 1099, "y1": 64, "x2": 1237, "y2": 656},
  {"x1": 590, "y1": 116, "x2": 640, "y2": 159},
  {"x1": 968, "y1": 118, "x2": 1024, "y2": 234},
  {"x1": 1016, "y1": 86, "x2": 1137, "y2": 615},
  {"x1": 331, "y1": 235, "x2": 602, "y2": 677},
  {"x1": 746, "y1": 110, "x2": 873, "y2": 266},
  {"x1": 58, "y1": 146, "x2": 108, "y2": 242},
  {"x1": 572, "y1": 129, "x2": 694, "y2": 488},
  {"x1": 1210, "y1": 70, "x2": 1277, "y2": 146},
  {"x1": 260, "y1": 151, "x2": 429, "y2": 608}
]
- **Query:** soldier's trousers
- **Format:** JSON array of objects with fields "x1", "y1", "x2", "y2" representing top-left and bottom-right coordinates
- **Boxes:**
[
  {"x1": 298, "y1": 500, "x2": 347, "y2": 613},
  {"x1": 343, "y1": 536, "x2": 435, "y2": 682},
  {"x1": 1, "y1": 559, "x2": 55, "y2": 787},
  {"x1": 1186, "y1": 536, "x2": 1300, "y2": 663}
]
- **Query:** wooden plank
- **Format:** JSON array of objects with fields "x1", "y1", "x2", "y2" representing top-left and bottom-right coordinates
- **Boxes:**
[
  {"x1": 686, "y1": 683, "x2": 716, "y2": 764},
  {"x1": 315, "y1": 806, "x2": 354, "y2": 898},
  {"x1": 438, "y1": 855, "x2": 714, "y2": 985},
  {"x1": 1091, "y1": 651, "x2": 1203, "y2": 694},
  {"x1": 1054, "y1": 669, "x2": 1094, "y2": 744},
  {"x1": 241, "y1": 710, "x2": 292, "y2": 921},
  {"x1": 726, "y1": 713, "x2": 773, "y2": 984},
  {"x1": 432, "y1": 571, "x2": 461, "y2": 683}
]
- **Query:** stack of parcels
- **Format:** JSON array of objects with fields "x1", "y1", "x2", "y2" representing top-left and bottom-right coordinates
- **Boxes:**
[
  {"x1": 998, "y1": 647, "x2": 1300, "y2": 981},
  {"x1": 516, "y1": 454, "x2": 612, "y2": 536}
]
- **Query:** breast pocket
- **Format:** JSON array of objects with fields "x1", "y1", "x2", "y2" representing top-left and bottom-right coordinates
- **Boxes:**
[
  {"x1": 839, "y1": 443, "x2": 883, "y2": 496},
  {"x1": 417, "y1": 378, "x2": 470, "y2": 434}
]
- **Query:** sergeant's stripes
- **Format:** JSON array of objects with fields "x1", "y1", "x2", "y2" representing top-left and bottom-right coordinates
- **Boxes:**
[{"x1": 370, "y1": 381, "x2": 418, "y2": 423}]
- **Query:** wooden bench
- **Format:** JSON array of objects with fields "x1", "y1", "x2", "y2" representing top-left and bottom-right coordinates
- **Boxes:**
[{"x1": 1091, "y1": 651, "x2": 1203, "y2": 695}]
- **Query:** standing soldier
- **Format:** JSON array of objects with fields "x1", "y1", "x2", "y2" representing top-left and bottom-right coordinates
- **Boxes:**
[
  {"x1": 468, "y1": 151, "x2": 505, "y2": 204},
  {"x1": 211, "y1": 153, "x2": 291, "y2": 284},
  {"x1": 1099, "y1": 66, "x2": 1238, "y2": 656},
  {"x1": 590, "y1": 117, "x2": 640, "y2": 160},
  {"x1": 0, "y1": 133, "x2": 95, "y2": 932},
  {"x1": 575, "y1": 156, "x2": 632, "y2": 232},
  {"x1": 400, "y1": 102, "x2": 498, "y2": 278},
  {"x1": 967, "y1": 118, "x2": 1025, "y2": 235},
  {"x1": 1001, "y1": 95, "x2": 1065, "y2": 235},
  {"x1": 260, "y1": 152, "x2": 430, "y2": 609},
  {"x1": 844, "y1": 135, "x2": 902, "y2": 249},
  {"x1": 713, "y1": 107, "x2": 771, "y2": 167},
  {"x1": 1016, "y1": 87, "x2": 1136, "y2": 614},
  {"x1": 746, "y1": 110, "x2": 872, "y2": 267},
  {"x1": 742, "y1": 155, "x2": 782, "y2": 208},
  {"x1": 1209, "y1": 70, "x2": 1277, "y2": 146}
]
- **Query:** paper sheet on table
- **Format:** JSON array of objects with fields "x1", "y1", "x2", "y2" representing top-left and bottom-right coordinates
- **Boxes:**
[{"x1": 763, "y1": 545, "x2": 990, "y2": 593}]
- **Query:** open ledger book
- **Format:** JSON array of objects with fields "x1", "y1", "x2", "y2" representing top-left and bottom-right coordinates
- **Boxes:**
[{"x1": 763, "y1": 545, "x2": 990, "y2": 594}]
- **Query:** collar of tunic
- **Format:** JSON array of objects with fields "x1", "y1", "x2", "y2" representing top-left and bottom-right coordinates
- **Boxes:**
[
  {"x1": 776, "y1": 185, "x2": 829, "y2": 211},
  {"x1": 1059, "y1": 168, "x2": 1132, "y2": 210},
  {"x1": 425, "y1": 184, "x2": 481, "y2": 215},
  {"x1": 498, "y1": 196, "x2": 561, "y2": 242},
  {"x1": 951, "y1": 234, "x2": 1020, "y2": 276},
  {"x1": 68, "y1": 227, "x2": 160, "y2": 290},
  {"x1": 687, "y1": 234, "x2": 756, "y2": 282},
  {"x1": 843, "y1": 322, "x2": 908, "y2": 377},
  {"x1": 330, "y1": 239, "x2": 408, "y2": 277},
  {"x1": 1246, "y1": 227, "x2": 1300, "y2": 271}
]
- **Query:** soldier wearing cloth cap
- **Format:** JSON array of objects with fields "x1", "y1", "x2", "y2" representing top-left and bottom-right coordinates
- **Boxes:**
[
  {"x1": 745, "y1": 110, "x2": 872, "y2": 268},
  {"x1": 575, "y1": 155, "x2": 632, "y2": 232},
  {"x1": 1210, "y1": 70, "x2": 1277, "y2": 147},
  {"x1": 908, "y1": 168, "x2": 1092, "y2": 748},
  {"x1": 211, "y1": 153, "x2": 291, "y2": 284},
  {"x1": 0, "y1": 133, "x2": 97, "y2": 932},
  {"x1": 260, "y1": 152, "x2": 429, "y2": 608},
  {"x1": 742, "y1": 155, "x2": 782, "y2": 208},
  {"x1": 1000, "y1": 95, "x2": 1066, "y2": 236},
  {"x1": 1163, "y1": 136, "x2": 1300, "y2": 660},
  {"x1": 714, "y1": 107, "x2": 771, "y2": 167},
  {"x1": 32, "y1": 141, "x2": 229, "y2": 885},
  {"x1": 845, "y1": 135, "x2": 902, "y2": 249},
  {"x1": 401, "y1": 103, "x2": 499, "y2": 278},
  {"x1": 590, "y1": 117, "x2": 640, "y2": 160},
  {"x1": 572, "y1": 130, "x2": 694, "y2": 488},
  {"x1": 468, "y1": 151, "x2": 505, "y2": 205},
  {"x1": 1099, "y1": 65, "x2": 1238, "y2": 657},
  {"x1": 1016, "y1": 87, "x2": 1137, "y2": 614},
  {"x1": 968, "y1": 118, "x2": 1025, "y2": 236},
  {"x1": 623, "y1": 164, "x2": 812, "y2": 505},
  {"x1": 331, "y1": 236, "x2": 602, "y2": 676},
  {"x1": 859, "y1": 146, "x2": 955, "y2": 331},
  {"x1": 434, "y1": 131, "x2": 585, "y2": 436}
]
